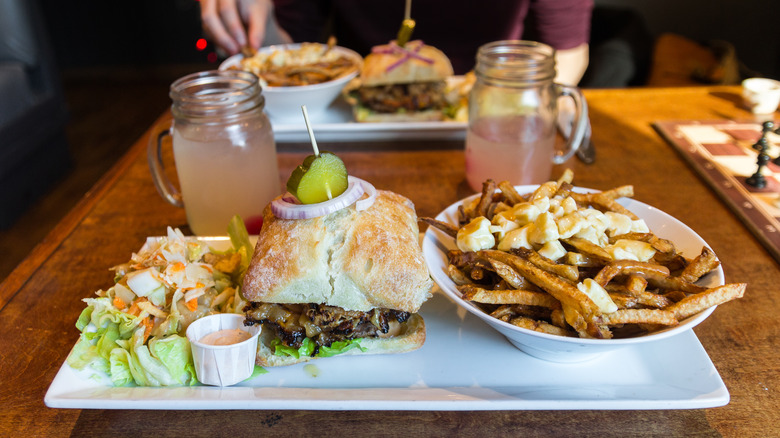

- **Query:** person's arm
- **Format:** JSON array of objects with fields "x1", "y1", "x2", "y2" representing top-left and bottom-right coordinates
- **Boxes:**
[
  {"x1": 555, "y1": 42, "x2": 589, "y2": 85},
  {"x1": 200, "y1": 0, "x2": 291, "y2": 55},
  {"x1": 528, "y1": 0, "x2": 593, "y2": 85}
]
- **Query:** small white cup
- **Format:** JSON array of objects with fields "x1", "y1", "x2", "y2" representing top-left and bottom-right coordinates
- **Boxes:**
[
  {"x1": 186, "y1": 314, "x2": 261, "y2": 386},
  {"x1": 742, "y1": 78, "x2": 780, "y2": 114}
]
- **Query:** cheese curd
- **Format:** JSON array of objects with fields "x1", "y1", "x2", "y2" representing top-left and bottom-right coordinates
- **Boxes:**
[
  {"x1": 605, "y1": 239, "x2": 656, "y2": 262},
  {"x1": 538, "y1": 240, "x2": 566, "y2": 261},
  {"x1": 457, "y1": 217, "x2": 495, "y2": 252},
  {"x1": 498, "y1": 223, "x2": 534, "y2": 251},
  {"x1": 490, "y1": 211, "x2": 520, "y2": 240},
  {"x1": 577, "y1": 278, "x2": 618, "y2": 314},
  {"x1": 483, "y1": 188, "x2": 654, "y2": 265},
  {"x1": 529, "y1": 212, "x2": 559, "y2": 245}
]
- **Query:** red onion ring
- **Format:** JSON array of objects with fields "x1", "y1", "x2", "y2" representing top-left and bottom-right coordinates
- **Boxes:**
[
  {"x1": 355, "y1": 179, "x2": 377, "y2": 211},
  {"x1": 372, "y1": 40, "x2": 434, "y2": 72},
  {"x1": 271, "y1": 176, "x2": 371, "y2": 219}
]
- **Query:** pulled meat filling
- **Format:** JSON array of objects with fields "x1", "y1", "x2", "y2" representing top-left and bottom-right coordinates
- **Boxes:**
[
  {"x1": 244, "y1": 302, "x2": 411, "y2": 351},
  {"x1": 357, "y1": 81, "x2": 447, "y2": 113}
]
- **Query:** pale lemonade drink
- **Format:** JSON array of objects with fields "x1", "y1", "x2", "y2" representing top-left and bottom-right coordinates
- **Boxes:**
[
  {"x1": 173, "y1": 125, "x2": 280, "y2": 235},
  {"x1": 465, "y1": 115, "x2": 555, "y2": 192}
]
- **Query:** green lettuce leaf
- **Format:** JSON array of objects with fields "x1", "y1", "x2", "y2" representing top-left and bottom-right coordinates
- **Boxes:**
[
  {"x1": 318, "y1": 339, "x2": 367, "y2": 357},
  {"x1": 113, "y1": 328, "x2": 196, "y2": 386},
  {"x1": 75, "y1": 306, "x2": 93, "y2": 331},
  {"x1": 271, "y1": 337, "x2": 365, "y2": 359},
  {"x1": 67, "y1": 331, "x2": 109, "y2": 374},
  {"x1": 108, "y1": 348, "x2": 134, "y2": 387},
  {"x1": 148, "y1": 335, "x2": 196, "y2": 385}
]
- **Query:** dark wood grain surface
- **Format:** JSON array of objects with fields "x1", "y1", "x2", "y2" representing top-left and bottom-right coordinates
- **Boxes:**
[{"x1": 1, "y1": 86, "x2": 777, "y2": 437}]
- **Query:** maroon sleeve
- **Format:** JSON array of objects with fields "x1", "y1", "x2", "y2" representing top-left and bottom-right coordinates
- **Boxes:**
[{"x1": 526, "y1": 0, "x2": 593, "y2": 50}]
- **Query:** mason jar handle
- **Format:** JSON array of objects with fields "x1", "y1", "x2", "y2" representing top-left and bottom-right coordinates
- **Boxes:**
[
  {"x1": 147, "y1": 124, "x2": 184, "y2": 208},
  {"x1": 553, "y1": 84, "x2": 588, "y2": 164}
]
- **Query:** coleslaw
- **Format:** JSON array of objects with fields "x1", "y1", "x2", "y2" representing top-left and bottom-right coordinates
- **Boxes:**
[{"x1": 67, "y1": 217, "x2": 260, "y2": 386}]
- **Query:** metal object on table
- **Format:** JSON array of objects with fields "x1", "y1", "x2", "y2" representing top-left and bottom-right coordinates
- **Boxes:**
[{"x1": 576, "y1": 121, "x2": 596, "y2": 164}]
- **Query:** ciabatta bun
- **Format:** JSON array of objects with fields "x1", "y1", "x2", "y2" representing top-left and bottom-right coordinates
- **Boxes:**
[
  {"x1": 254, "y1": 313, "x2": 426, "y2": 367},
  {"x1": 242, "y1": 190, "x2": 434, "y2": 313}
]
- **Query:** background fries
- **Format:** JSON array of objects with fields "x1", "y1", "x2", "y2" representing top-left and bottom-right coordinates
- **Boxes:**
[
  {"x1": 236, "y1": 41, "x2": 359, "y2": 87},
  {"x1": 424, "y1": 171, "x2": 746, "y2": 339}
]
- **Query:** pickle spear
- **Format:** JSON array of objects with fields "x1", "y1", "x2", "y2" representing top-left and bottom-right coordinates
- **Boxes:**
[
  {"x1": 286, "y1": 152, "x2": 348, "y2": 204},
  {"x1": 286, "y1": 105, "x2": 349, "y2": 204}
]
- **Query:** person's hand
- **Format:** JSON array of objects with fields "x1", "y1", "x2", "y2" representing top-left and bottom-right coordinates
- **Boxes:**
[{"x1": 200, "y1": 0, "x2": 276, "y2": 55}]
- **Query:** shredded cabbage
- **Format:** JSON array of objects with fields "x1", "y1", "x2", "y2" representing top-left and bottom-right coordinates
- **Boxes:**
[{"x1": 67, "y1": 218, "x2": 258, "y2": 386}]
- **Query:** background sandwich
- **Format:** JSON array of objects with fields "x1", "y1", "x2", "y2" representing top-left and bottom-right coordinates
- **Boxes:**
[
  {"x1": 344, "y1": 40, "x2": 455, "y2": 122},
  {"x1": 242, "y1": 190, "x2": 433, "y2": 366}
]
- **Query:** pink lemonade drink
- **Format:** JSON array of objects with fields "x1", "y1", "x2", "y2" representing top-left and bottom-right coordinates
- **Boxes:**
[
  {"x1": 150, "y1": 70, "x2": 280, "y2": 236},
  {"x1": 465, "y1": 115, "x2": 555, "y2": 192},
  {"x1": 173, "y1": 127, "x2": 280, "y2": 236}
]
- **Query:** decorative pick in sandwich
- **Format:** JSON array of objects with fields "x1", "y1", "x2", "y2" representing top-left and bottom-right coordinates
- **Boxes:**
[
  {"x1": 275, "y1": 106, "x2": 376, "y2": 219},
  {"x1": 396, "y1": 0, "x2": 416, "y2": 47}
]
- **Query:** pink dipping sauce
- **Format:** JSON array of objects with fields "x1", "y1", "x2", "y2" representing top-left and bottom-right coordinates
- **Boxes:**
[{"x1": 199, "y1": 328, "x2": 252, "y2": 346}]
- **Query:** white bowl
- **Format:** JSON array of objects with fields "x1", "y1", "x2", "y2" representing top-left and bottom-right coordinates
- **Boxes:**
[
  {"x1": 421, "y1": 186, "x2": 724, "y2": 362},
  {"x1": 186, "y1": 313, "x2": 261, "y2": 386},
  {"x1": 220, "y1": 43, "x2": 361, "y2": 122},
  {"x1": 741, "y1": 77, "x2": 780, "y2": 114}
]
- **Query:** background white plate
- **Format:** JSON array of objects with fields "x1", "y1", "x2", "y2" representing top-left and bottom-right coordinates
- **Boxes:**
[
  {"x1": 45, "y1": 236, "x2": 728, "y2": 411},
  {"x1": 270, "y1": 98, "x2": 467, "y2": 143}
]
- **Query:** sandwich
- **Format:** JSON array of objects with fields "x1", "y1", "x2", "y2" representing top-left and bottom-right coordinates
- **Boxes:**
[
  {"x1": 344, "y1": 40, "x2": 455, "y2": 122},
  {"x1": 241, "y1": 189, "x2": 434, "y2": 366}
]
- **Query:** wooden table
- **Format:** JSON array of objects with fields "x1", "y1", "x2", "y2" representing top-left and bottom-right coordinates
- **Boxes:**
[{"x1": 2, "y1": 86, "x2": 777, "y2": 437}]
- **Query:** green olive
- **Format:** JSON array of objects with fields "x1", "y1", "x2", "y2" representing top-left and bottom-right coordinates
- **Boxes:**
[{"x1": 286, "y1": 151, "x2": 349, "y2": 204}]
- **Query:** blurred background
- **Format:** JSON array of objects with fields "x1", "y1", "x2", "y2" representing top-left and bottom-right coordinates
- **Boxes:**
[{"x1": 1, "y1": 0, "x2": 778, "y2": 281}]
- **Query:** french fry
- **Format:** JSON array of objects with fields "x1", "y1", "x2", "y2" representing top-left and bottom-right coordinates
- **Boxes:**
[
  {"x1": 512, "y1": 247, "x2": 579, "y2": 282},
  {"x1": 564, "y1": 251, "x2": 603, "y2": 267},
  {"x1": 678, "y1": 247, "x2": 720, "y2": 283},
  {"x1": 488, "y1": 260, "x2": 532, "y2": 289},
  {"x1": 593, "y1": 260, "x2": 671, "y2": 287},
  {"x1": 598, "y1": 309, "x2": 678, "y2": 326},
  {"x1": 490, "y1": 305, "x2": 514, "y2": 321},
  {"x1": 562, "y1": 237, "x2": 613, "y2": 263},
  {"x1": 589, "y1": 192, "x2": 640, "y2": 220},
  {"x1": 497, "y1": 181, "x2": 525, "y2": 205},
  {"x1": 625, "y1": 274, "x2": 648, "y2": 294},
  {"x1": 460, "y1": 285, "x2": 560, "y2": 308},
  {"x1": 509, "y1": 316, "x2": 574, "y2": 337},
  {"x1": 506, "y1": 304, "x2": 554, "y2": 321},
  {"x1": 550, "y1": 308, "x2": 567, "y2": 328},
  {"x1": 608, "y1": 232, "x2": 677, "y2": 255},
  {"x1": 476, "y1": 179, "x2": 497, "y2": 218},
  {"x1": 607, "y1": 292, "x2": 639, "y2": 309},
  {"x1": 556, "y1": 168, "x2": 574, "y2": 186},
  {"x1": 662, "y1": 290, "x2": 687, "y2": 303},
  {"x1": 447, "y1": 264, "x2": 472, "y2": 286},
  {"x1": 421, "y1": 217, "x2": 459, "y2": 238},
  {"x1": 666, "y1": 283, "x2": 746, "y2": 320}
]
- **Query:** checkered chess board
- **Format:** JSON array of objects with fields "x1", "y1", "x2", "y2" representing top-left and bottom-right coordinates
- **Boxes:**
[{"x1": 655, "y1": 119, "x2": 780, "y2": 262}]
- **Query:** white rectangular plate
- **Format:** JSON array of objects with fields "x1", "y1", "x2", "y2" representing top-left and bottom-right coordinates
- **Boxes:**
[
  {"x1": 270, "y1": 98, "x2": 467, "y2": 143},
  {"x1": 46, "y1": 290, "x2": 728, "y2": 410}
]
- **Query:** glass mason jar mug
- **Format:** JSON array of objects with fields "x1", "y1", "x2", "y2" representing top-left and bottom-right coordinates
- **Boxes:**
[
  {"x1": 148, "y1": 70, "x2": 280, "y2": 235},
  {"x1": 465, "y1": 40, "x2": 588, "y2": 191}
]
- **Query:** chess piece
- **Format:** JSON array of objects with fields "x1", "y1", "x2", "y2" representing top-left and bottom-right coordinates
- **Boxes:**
[{"x1": 747, "y1": 132, "x2": 770, "y2": 188}]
